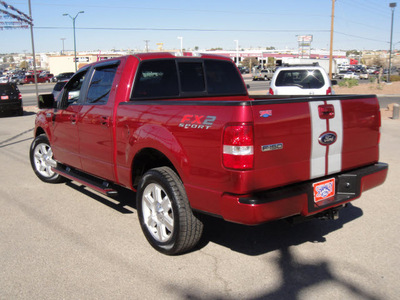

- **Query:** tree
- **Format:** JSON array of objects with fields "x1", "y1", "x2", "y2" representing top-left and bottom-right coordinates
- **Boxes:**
[
  {"x1": 267, "y1": 57, "x2": 275, "y2": 67},
  {"x1": 241, "y1": 57, "x2": 259, "y2": 69},
  {"x1": 20, "y1": 61, "x2": 29, "y2": 69},
  {"x1": 346, "y1": 49, "x2": 361, "y2": 57}
]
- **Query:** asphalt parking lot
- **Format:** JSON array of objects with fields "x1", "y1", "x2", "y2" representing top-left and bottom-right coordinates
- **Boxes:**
[{"x1": 0, "y1": 113, "x2": 399, "y2": 299}]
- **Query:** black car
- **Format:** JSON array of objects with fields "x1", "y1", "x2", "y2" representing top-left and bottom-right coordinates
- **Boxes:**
[
  {"x1": 0, "y1": 83, "x2": 23, "y2": 116},
  {"x1": 52, "y1": 80, "x2": 68, "y2": 100},
  {"x1": 55, "y1": 72, "x2": 74, "y2": 82}
]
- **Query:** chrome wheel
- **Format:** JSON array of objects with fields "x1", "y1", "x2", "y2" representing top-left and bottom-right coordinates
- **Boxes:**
[
  {"x1": 30, "y1": 134, "x2": 64, "y2": 183},
  {"x1": 137, "y1": 167, "x2": 203, "y2": 255},
  {"x1": 33, "y1": 142, "x2": 56, "y2": 178},
  {"x1": 142, "y1": 183, "x2": 174, "y2": 243}
]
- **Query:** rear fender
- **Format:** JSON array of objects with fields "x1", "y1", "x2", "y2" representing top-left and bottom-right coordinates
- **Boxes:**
[{"x1": 128, "y1": 124, "x2": 188, "y2": 181}]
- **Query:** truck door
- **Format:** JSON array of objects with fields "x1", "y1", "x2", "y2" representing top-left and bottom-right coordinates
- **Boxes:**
[
  {"x1": 51, "y1": 68, "x2": 89, "y2": 169},
  {"x1": 76, "y1": 61, "x2": 120, "y2": 182}
]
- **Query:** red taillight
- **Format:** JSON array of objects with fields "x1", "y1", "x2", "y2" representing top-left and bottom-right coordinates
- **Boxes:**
[
  {"x1": 18, "y1": 93, "x2": 22, "y2": 100},
  {"x1": 268, "y1": 88, "x2": 274, "y2": 95},
  {"x1": 318, "y1": 104, "x2": 335, "y2": 119},
  {"x1": 223, "y1": 124, "x2": 254, "y2": 170},
  {"x1": 326, "y1": 86, "x2": 332, "y2": 95}
]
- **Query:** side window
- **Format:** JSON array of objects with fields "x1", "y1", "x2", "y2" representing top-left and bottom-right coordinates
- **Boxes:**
[
  {"x1": 131, "y1": 60, "x2": 179, "y2": 99},
  {"x1": 59, "y1": 70, "x2": 88, "y2": 109},
  {"x1": 86, "y1": 64, "x2": 118, "y2": 105}
]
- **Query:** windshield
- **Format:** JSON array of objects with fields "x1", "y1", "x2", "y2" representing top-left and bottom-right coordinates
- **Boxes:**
[{"x1": 275, "y1": 69, "x2": 325, "y2": 89}]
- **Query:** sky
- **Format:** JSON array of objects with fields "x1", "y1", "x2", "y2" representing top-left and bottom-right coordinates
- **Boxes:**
[{"x1": 0, "y1": 0, "x2": 399, "y2": 54}]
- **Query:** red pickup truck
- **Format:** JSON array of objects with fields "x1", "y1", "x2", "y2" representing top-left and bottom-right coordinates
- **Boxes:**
[{"x1": 30, "y1": 53, "x2": 388, "y2": 255}]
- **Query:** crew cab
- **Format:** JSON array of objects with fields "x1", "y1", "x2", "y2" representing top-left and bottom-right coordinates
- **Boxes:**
[
  {"x1": 23, "y1": 73, "x2": 54, "y2": 84},
  {"x1": 30, "y1": 53, "x2": 388, "y2": 255}
]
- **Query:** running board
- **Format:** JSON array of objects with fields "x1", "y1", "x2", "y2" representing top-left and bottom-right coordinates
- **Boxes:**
[{"x1": 54, "y1": 165, "x2": 118, "y2": 197}]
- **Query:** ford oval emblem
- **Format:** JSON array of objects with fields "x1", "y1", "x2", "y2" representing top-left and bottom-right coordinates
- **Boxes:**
[{"x1": 319, "y1": 132, "x2": 337, "y2": 145}]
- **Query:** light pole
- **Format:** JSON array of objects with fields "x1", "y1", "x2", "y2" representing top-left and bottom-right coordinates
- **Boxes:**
[
  {"x1": 178, "y1": 36, "x2": 183, "y2": 53},
  {"x1": 388, "y1": 3, "x2": 396, "y2": 83},
  {"x1": 234, "y1": 40, "x2": 239, "y2": 67},
  {"x1": 60, "y1": 38, "x2": 66, "y2": 55},
  {"x1": 63, "y1": 11, "x2": 84, "y2": 72}
]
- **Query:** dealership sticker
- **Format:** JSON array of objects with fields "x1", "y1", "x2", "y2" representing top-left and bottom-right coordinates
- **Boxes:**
[
  {"x1": 259, "y1": 110, "x2": 272, "y2": 118},
  {"x1": 313, "y1": 178, "x2": 335, "y2": 202}
]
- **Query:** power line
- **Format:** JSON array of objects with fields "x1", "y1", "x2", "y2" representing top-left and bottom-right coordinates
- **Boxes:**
[{"x1": 34, "y1": 26, "x2": 331, "y2": 33}]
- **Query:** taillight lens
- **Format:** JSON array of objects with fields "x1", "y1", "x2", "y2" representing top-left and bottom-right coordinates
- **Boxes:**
[
  {"x1": 223, "y1": 124, "x2": 254, "y2": 170},
  {"x1": 18, "y1": 93, "x2": 22, "y2": 100},
  {"x1": 268, "y1": 88, "x2": 274, "y2": 95},
  {"x1": 326, "y1": 86, "x2": 332, "y2": 95}
]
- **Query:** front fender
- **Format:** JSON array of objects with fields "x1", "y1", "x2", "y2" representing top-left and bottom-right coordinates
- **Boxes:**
[{"x1": 34, "y1": 110, "x2": 53, "y2": 141}]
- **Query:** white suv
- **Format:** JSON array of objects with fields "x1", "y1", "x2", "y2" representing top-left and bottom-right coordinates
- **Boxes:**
[{"x1": 268, "y1": 65, "x2": 335, "y2": 95}]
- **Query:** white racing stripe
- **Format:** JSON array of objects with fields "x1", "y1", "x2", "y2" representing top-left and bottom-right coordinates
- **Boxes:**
[
  {"x1": 326, "y1": 100, "x2": 343, "y2": 175},
  {"x1": 309, "y1": 100, "x2": 343, "y2": 179}
]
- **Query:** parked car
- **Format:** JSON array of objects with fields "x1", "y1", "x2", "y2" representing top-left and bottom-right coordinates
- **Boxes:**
[
  {"x1": 0, "y1": 83, "x2": 23, "y2": 116},
  {"x1": 0, "y1": 76, "x2": 8, "y2": 83},
  {"x1": 359, "y1": 72, "x2": 369, "y2": 80},
  {"x1": 52, "y1": 80, "x2": 68, "y2": 100},
  {"x1": 334, "y1": 70, "x2": 348, "y2": 79},
  {"x1": 23, "y1": 73, "x2": 54, "y2": 84},
  {"x1": 343, "y1": 72, "x2": 360, "y2": 80},
  {"x1": 55, "y1": 72, "x2": 74, "y2": 82},
  {"x1": 39, "y1": 73, "x2": 54, "y2": 83},
  {"x1": 238, "y1": 67, "x2": 249, "y2": 74},
  {"x1": 252, "y1": 68, "x2": 274, "y2": 81},
  {"x1": 268, "y1": 65, "x2": 335, "y2": 95}
]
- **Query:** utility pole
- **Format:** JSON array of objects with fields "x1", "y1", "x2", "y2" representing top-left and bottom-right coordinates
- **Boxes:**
[
  {"x1": 329, "y1": 0, "x2": 335, "y2": 80},
  {"x1": 28, "y1": 0, "x2": 39, "y2": 103},
  {"x1": 144, "y1": 40, "x2": 150, "y2": 52},
  {"x1": 388, "y1": 3, "x2": 397, "y2": 83}
]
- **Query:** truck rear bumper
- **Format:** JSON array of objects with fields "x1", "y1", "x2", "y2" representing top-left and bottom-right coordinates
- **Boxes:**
[{"x1": 220, "y1": 162, "x2": 388, "y2": 225}]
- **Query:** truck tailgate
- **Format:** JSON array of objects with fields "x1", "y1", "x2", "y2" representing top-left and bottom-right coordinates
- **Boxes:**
[{"x1": 249, "y1": 95, "x2": 381, "y2": 192}]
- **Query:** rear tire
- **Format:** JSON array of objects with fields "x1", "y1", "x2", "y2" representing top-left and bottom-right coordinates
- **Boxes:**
[
  {"x1": 136, "y1": 167, "x2": 203, "y2": 255},
  {"x1": 29, "y1": 134, "x2": 65, "y2": 183}
]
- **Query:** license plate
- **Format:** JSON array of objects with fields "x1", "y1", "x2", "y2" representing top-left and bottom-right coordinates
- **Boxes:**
[
  {"x1": 313, "y1": 178, "x2": 335, "y2": 203},
  {"x1": 1, "y1": 95, "x2": 8, "y2": 100}
]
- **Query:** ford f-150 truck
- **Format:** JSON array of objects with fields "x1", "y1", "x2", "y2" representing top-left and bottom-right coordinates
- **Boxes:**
[{"x1": 30, "y1": 53, "x2": 388, "y2": 255}]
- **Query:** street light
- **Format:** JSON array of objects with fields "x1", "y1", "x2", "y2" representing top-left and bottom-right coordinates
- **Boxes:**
[
  {"x1": 177, "y1": 36, "x2": 183, "y2": 53},
  {"x1": 388, "y1": 2, "x2": 396, "y2": 83},
  {"x1": 234, "y1": 40, "x2": 239, "y2": 67},
  {"x1": 63, "y1": 11, "x2": 84, "y2": 72},
  {"x1": 60, "y1": 38, "x2": 66, "y2": 55}
]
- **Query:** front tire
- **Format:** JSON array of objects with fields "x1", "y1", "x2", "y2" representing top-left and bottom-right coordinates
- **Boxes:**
[
  {"x1": 136, "y1": 167, "x2": 203, "y2": 255},
  {"x1": 29, "y1": 134, "x2": 65, "y2": 183}
]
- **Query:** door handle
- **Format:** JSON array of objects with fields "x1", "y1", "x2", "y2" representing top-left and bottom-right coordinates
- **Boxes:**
[
  {"x1": 100, "y1": 116, "x2": 110, "y2": 127},
  {"x1": 70, "y1": 114, "x2": 77, "y2": 125}
]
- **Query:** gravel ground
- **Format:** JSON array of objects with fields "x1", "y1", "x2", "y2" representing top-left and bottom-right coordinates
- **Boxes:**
[{"x1": 334, "y1": 81, "x2": 400, "y2": 95}]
